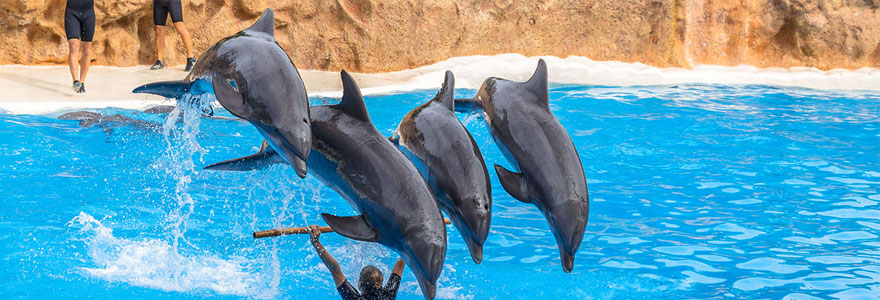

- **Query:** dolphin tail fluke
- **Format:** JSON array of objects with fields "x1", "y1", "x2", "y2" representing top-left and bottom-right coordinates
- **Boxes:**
[
  {"x1": 132, "y1": 80, "x2": 188, "y2": 99},
  {"x1": 453, "y1": 98, "x2": 482, "y2": 113},
  {"x1": 494, "y1": 164, "x2": 530, "y2": 203},
  {"x1": 321, "y1": 213, "x2": 378, "y2": 242},
  {"x1": 204, "y1": 141, "x2": 285, "y2": 171}
]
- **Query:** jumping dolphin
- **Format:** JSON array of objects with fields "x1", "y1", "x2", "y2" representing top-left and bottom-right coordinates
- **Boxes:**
[
  {"x1": 132, "y1": 9, "x2": 311, "y2": 178},
  {"x1": 455, "y1": 59, "x2": 589, "y2": 273},
  {"x1": 205, "y1": 71, "x2": 447, "y2": 300},
  {"x1": 391, "y1": 71, "x2": 491, "y2": 264}
]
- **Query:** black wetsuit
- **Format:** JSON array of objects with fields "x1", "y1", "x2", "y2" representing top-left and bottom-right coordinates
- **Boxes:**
[
  {"x1": 153, "y1": 0, "x2": 184, "y2": 26},
  {"x1": 337, "y1": 274, "x2": 401, "y2": 300},
  {"x1": 64, "y1": 0, "x2": 95, "y2": 42}
]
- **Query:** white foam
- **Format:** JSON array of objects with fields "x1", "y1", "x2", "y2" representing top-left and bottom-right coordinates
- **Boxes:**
[
  {"x1": 68, "y1": 212, "x2": 277, "y2": 298},
  {"x1": 314, "y1": 54, "x2": 880, "y2": 97}
]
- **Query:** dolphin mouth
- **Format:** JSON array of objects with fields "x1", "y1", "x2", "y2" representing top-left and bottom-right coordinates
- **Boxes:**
[
  {"x1": 560, "y1": 249, "x2": 575, "y2": 273},
  {"x1": 465, "y1": 238, "x2": 484, "y2": 264},
  {"x1": 253, "y1": 124, "x2": 310, "y2": 178}
]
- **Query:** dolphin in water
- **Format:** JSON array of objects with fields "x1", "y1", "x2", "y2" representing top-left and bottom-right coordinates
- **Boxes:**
[
  {"x1": 58, "y1": 111, "x2": 160, "y2": 131},
  {"x1": 206, "y1": 71, "x2": 447, "y2": 300},
  {"x1": 391, "y1": 71, "x2": 492, "y2": 264},
  {"x1": 455, "y1": 59, "x2": 589, "y2": 272},
  {"x1": 132, "y1": 9, "x2": 311, "y2": 178}
]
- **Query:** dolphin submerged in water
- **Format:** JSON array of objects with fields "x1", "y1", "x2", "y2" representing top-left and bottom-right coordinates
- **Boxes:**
[
  {"x1": 455, "y1": 59, "x2": 589, "y2": 273},
  {"x1": 132, "y1": 9, "x2": 311, "y2": 178},
  {"x1": 391, "y1": 71, "x2": 492, "y2": 264},
  {"x1": 205, "y1": 71, "x2": 447, "y2": 300}
]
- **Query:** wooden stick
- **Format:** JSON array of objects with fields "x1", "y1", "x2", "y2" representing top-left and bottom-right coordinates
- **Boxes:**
[{"x1": 254, "y1": 218, "x2": 452, "y2": 239}]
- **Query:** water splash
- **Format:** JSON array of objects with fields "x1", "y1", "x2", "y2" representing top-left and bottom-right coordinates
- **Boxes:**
[
  {"x1": 65, "y1": 95, "x2": 282, "y2": 298},
  {"x1": 67, "y1": 212, "x2": 274, "y2": 297},
  {"x1": 155, "y1": 95, "x2": 212, "y2": 252}
]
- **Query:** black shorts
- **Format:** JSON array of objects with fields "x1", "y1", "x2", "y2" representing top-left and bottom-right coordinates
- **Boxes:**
[
  {"x1": 153, "y1": 0, "x2": 184, "y2": 26},
  {"x1": 64, "y1": 0, "x2": 95, "y2": 42}
]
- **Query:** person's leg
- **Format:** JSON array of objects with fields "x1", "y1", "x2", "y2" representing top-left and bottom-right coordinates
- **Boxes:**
[
  {"x1": 154, "y1": 25, "x2": 166, "y2": 61},
  {"x1": 68, "y1": 39, "x2": 81, "y2": 83},
  {"x1": 168, "y1": 0, "x2": 193, "y2": 58},
  {"x1": 79, "y1": 42, "x2": 91, "y2": 83},
  {"x1": 172, "y1": 22, "x2": 193, "y2": 58},
  {"x1": 64, "y1": 8, "x2": 82, "y2": 84},
  {"x1": 152, "y1": 0, "x2": 169, "y2": 69},
  {"x1": 79, "y1": 10, "x2": 95, "y2": 85}
]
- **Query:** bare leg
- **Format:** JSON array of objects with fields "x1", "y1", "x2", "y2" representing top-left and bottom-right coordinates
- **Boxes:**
[
  {"x1": 79, "y1": 42, "x2": 92, "y2": 83},
  {"x1": 68, "y1": 39, "x2": 81, "y2": 82},
  {"x1": 172, "y1": 22, "x2": 194, "y2": 58},
  {"x1": 155, "y1": 25, "x2": 166, "y2": 61}
]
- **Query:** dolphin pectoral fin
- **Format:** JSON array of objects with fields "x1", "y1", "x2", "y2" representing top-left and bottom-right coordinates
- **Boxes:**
[
  {"x1": 204, "y1": 144, "x2": 284, "y2": 171},
  {"x1": 494, "y1": 164, "x2": 530, "y2": 203},
  {"x1": 321, "y1": 213, "x2": 378, "y2": 242},
  {"x1": 453, "y1": 98, "x2": 482, "y2": 113},
  {"x1": 132, "y1": 80, "x2": 188, "y2": 99}
]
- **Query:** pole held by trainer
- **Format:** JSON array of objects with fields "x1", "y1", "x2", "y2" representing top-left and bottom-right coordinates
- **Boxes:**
[{"x1": 253, "y1": 218, "x2": 453, "y2": 239}]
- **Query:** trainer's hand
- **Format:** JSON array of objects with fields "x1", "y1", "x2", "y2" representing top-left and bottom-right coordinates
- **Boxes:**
[{"x1": 308, "y1": 225, "x2": 321, "y2": 245}]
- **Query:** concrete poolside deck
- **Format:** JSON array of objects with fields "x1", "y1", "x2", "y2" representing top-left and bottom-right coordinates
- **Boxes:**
[
  {"x1": 0, "y1": 64, "x2": 364, "y2": 114},
  {"x1": 1, "y1": 54, "x2": 878, "y2": 114}
]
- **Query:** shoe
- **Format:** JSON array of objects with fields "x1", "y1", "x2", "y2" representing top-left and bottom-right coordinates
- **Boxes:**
[
  {"x1": 73, "y1": 80, "x2": 82, "y2": 92},
  {"x1": 185, "y1": 57, "x2": 197, "y2": 72},
  {"x1": 77, "y1": 82, "x2": 86, "y2": 93},
  {"x1": 150, "y1": 60, "x2": 164, "y2": 70}
]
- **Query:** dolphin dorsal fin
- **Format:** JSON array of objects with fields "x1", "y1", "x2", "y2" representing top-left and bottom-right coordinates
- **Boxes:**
[
  {"x1": 525, "y1": 59, "x2": 549, "y2": 107},
  {"x1": 246, "y1": 9, "x2": 275, "y2": 36},
  {"x1": 337, "y1": 70, "x2": 371, "y2": 122},
  {"x1": 433, "y1": 71, "x2": 455, "y2": 111}
]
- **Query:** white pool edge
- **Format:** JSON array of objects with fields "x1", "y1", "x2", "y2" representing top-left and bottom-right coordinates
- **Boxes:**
[{"x1": 1, "y1": 54, "x2": 878, "y2": 115}]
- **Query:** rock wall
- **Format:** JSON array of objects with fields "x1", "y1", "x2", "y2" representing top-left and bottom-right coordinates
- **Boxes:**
[{"x1": 1, "y1": 0, "x2": 878, "y2": 72}]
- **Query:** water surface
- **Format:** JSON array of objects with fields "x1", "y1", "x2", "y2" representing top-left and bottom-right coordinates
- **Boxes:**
[{"x1": 1, "y1": 84, "x2": 879, "y2": 299}]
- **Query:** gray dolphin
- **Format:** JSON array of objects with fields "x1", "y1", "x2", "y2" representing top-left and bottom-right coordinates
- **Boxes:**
[
  {"x1": 132, "y1": 9, "x2": 311, "y2": 178},
  {"x1": 205, "y1": 71, "x2": 447, "y2": 300},
  {"x1": 391, "y1": 71, "x2": 492, "y2": 264},
  {"x1": 456, "y1": 59, "x2": 589, "y2": 272},
  {"x1": 58, "y1": 111, "x2": 159, "y2": 131}
]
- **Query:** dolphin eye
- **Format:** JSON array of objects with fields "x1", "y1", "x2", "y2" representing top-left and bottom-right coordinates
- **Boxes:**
[{"x1": 302, "y1": 117, "x2": 309, "y2": 124}]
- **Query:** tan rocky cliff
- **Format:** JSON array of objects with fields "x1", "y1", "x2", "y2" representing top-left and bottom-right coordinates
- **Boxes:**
[{"x1": 1, "y1": 0, "x2": 878, "y2": 72}]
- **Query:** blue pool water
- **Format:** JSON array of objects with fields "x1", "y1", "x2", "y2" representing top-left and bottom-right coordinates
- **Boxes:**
[{"x1": 1, "y1": 84, "x2": 879, "y2": 299}]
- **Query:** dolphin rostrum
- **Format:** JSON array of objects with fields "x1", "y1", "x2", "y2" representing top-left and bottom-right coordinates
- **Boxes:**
[
  {"x1": 456, "y1": 59, "x2": 589, "y2": 273},
  {"x1": 205, "y1": 71, "x2": 447, "y2": 300},
  {"x1": 391, "y1": 71, "x2": 492, "y2": 264},
  {"x1": 132, "y1": 9, "x2": 311, "y2": 177}
]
